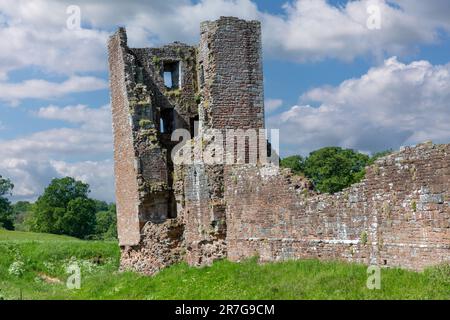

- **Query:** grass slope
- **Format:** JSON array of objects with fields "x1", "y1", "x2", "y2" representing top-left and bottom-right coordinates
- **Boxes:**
[{"x1": 0, "y1": 229, "x2": 449, "y2": 300}]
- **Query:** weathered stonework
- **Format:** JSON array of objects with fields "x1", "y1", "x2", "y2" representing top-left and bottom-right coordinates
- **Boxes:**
[
  {"x1": 225, "y1": 142, "x2": 450, "y2": 271},
  {"x1": 108, "y1": 17, "x2": 450, "y2": 275}
]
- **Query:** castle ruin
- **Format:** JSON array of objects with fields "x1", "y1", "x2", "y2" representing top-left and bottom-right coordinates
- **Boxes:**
[{"x1": 108, "y1": 17, "x2": 450, "y2": 275}]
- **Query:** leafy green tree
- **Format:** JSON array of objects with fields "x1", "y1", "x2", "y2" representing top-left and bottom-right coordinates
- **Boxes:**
[
  {"x1": 12, "y1": 201, "x2": 32, "y2": 231},
  {"x1": 59, "y1": 197, "x2": 96, "y2": 238},
  {"x1": 30, "y1": 177, "x2": 96, "y2": 238},
  {"x1": 0, "y1": 175, "x2": 14, "y2": 230},
  {"x1": 303, "y1": 147, "x2": 370, "y2": 194},
  {"x1": 280, "y1": 155, "x2": 305, "y2": 175},
  {"x1": 13, "y1": 201, "x2": 32, "y2": 214},
  {"x1": 93, "y1": 199, "x2": 109, "y2": 212},
  {"x1": 95, "y1": 203, "x2": 117, "y2": 239}
]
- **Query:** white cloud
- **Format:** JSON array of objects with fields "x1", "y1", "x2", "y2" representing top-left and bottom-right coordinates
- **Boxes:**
[
  {"x1": 1, "y1": 0, "x2": 450, "y2": 201},
  {"x1": 0, "y1": 0, "x2": 257, "y2": 78},
  {"x1": 0, "y1": 0, "x2": 108, "y2": 79},
  {"x1": 269, "y1": 57, "x2": 450, "y2": 156},
  {"x1": 1, "y1": 104, "x2": 112, "y2": 158},
  {"x1": 1, "y1": 0, "x2": 449, "y2": 77},
  {"x1": 0, "y1": 76, "x2": 108, "y2": 105},
  {"x1": 0, "y1": 104, "x2": 113, "y2": 201},
  {"x1": 261, "y1": 0, "x2": 450, "y2": 62},
  {"x1": 0, "y1": 158, "x2": 114, "y2": 202},
  {"x1": 394, "y1": 0, "x2": 450, "y2": 30},
  {"x1": 51, "y1": 159, "x2": 114, "y2": 202},
  {"x1": 0, "y1": 158, "x2": 60, "y2": 200},
  {"x1": 37, "y1": 104, "x2": 112, "y2": 132},
  {"x1": 265, "y1": 99, "x2": 283, "y2": 113}
]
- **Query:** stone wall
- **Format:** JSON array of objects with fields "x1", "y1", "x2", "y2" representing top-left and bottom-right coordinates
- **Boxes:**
[
  {"x1": 183, "y1": 17, "x2": 265, "y2": 266},
  {"x1": 108, "y1": 28, "x2": 141, "y2": 246},
  {"x1": 120, "y1": 218, "x2": 184, "y2": 275},
  {"x1": 108, "y1": 27, "x2": 198, "y2": 269},
  {"x1": 130, "y1": 43, "x2": 198, "y2": 230},
  {"x1": 198, "y1": 17, "x2": 264, "y2": 130},
  {"x1": 224, "y1": 142, "x2": 450, "y2": 270},
  {"x1": 109, "y1": 17, "x2": 449, "y2": 275}
]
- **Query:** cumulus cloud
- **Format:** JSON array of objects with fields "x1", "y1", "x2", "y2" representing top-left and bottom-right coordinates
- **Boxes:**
[
  {"x1": 269, "y1": 57, "x2": 450, "y2": 156},
  {"x1": 1, "y1": 104, "x2": 112, "y2": 158},
  {"x1": 37, "y1": 104, "x2": 112, "y2": 132},
  {"x1": 0, "y1": 158, "x2": 114, "y2": 202},
  {"x1": 0, "y1": 0, "x2": 257, "y2": 78},
  {"x1": 0, "y1": 158, "x2": 61, "y2": 200},
  {"x1": 261, "y1": 0, "x2": 450, "y2": 62},
  {"x1": 0, "y1": 0, "x2": 108, "y2": 79},
  {"x1": 0, "y1": 76, "x2": 108, "y2": 105},
  {"x1": 1, "y1": 0, "x2": 450, "y2": 77},
  {"x1": 1, "y1": 0, "x2": 450, "y2": 201},
  {"x1": 51, "y1": 159, "x2": 114, "y2": 202},
  {"x1": 0, "y1": 104, "x2": 114, "y2": 201},
  {"x1": 265, "y1": 99, "x2": 283, "y2": 113}
]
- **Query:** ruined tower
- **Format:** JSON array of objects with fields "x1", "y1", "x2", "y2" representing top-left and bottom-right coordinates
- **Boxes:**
[
  {"x1": 108, "y1": 17, "x2": 265, "y2": 274},
  {"x1": 109, "y1": 17, "x2": 449, "y2": 274}
]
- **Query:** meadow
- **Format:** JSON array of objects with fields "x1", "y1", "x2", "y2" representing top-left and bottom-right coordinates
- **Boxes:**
[{"x1": 0, "y1": 229, "x2": 448, "y2": 300}]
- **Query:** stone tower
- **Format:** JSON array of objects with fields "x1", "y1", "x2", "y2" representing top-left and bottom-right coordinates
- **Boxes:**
[
  {"x1": 109, "y1": 17, "x2": 450, "y2": 274},
  {"x1": 108, "y1": 17, "x2": 265, "y2": 274}
]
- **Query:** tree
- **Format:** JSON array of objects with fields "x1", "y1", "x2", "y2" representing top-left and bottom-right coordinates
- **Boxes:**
[
  {"x1": 0, "y1": 175, "x2": 14, "y2": 230},
  {"x1": 59, "y1": 197, "x2": 96, "y2": 238},
  {"x1": 95, "y1": 203, "x2": 117, "y2": 239},
  {"x1": 303, "y1": 147, "x2": 370, "y2": 194},
  {"x1": 280, "y1": 155, "x2": 305, "y2": 175},
  {"x1": 93, "y1": 199, "x2": 109, "y2": 212},
  {"x1": 30, "y1": 177, "x2": 96, "y2": 238},
  {"x1": 12, "y1": 201, "x2": 32, "y2": 231}
]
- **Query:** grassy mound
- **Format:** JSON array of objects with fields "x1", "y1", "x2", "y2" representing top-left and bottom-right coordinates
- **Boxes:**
[{"x1": 0, "y1": 229, "x2": 448, "y2": 300}]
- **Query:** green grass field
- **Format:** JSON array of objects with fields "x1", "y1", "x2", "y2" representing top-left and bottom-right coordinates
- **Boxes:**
[{"x1": 0, "y1": 229, "x2": 448, "y2": 300}]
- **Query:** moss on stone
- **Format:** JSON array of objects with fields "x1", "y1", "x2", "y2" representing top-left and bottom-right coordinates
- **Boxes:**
[
  {"x1": 139, "y1": 119, "x2": 153, "y2": 129},
  {"x1": 195, "y1": 93, "x2": 202, "y2": 104},
  {"x1": 411, "y1": 200, "x2": 417, "y2": 212},
  {"x1": 360, "y1": 231, "x2": 368, "y2": 245},
  {"x1": 152, "y1": 56, "x2": 161, "y2": 66},
  {"x1": 165, "y1": 88, "x2": 181, "y2": 98}
]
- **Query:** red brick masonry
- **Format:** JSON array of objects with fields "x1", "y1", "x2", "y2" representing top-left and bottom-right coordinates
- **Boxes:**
[{"x1": 109, "y1": 17, "x2": 449, "y2": 275}]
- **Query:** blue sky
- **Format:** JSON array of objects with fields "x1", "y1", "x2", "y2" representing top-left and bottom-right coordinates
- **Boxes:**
[{"x1": 0, "y1": 0, "x2": 449, "y2": 202}]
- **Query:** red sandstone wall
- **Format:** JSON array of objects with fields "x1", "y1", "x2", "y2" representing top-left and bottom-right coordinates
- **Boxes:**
[
  {"x1": 198, "y1": 17, "x2": 264, "y2": 130},
  {"x1": 224, "y1": 142, "x2": 450, "y2": 270},
  {"x1": 183, "y1": 17, "x2": 265, "y2": 265},
  {"x1": 108, "y1": 30, "x2": 141, "y2": 246}
]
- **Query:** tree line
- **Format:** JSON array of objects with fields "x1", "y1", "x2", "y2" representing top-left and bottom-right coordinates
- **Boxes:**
[
  {"x1": 280, "y1": 147, "x2": 392, "y2": 194},
  {"x1": 0, "y1": 176, "x2": 117, "y2": 240}
]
